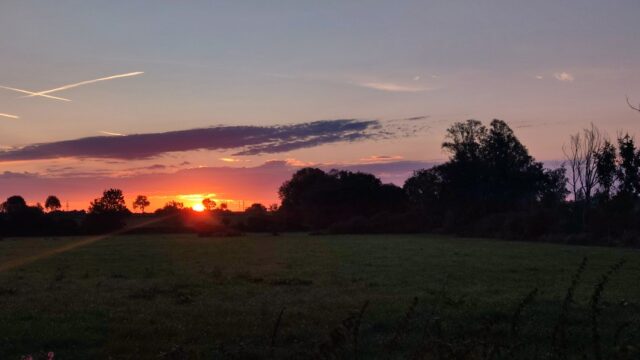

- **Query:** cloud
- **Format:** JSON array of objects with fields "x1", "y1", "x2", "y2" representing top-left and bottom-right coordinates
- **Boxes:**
[
  {"x1": 357, "y1": 82, "x2": 430, "y2": 92},
  {"x1": 99, "y1": 131, "x2": 126, "y2": 136},
  {"x1": 554, "y1": 72, "x2": 574, "y2": 82},
  {"x1": 535, "y1": 75, "x2": 544, "y2": 80},
  {"x1": 0, "y1": 119, "x2": 401, "y2": 162},
  {"x1": 129, "y1": 164, "x2": 167, "y2": 171},
  {"x1": 403, "y1": 115, "x2": 430, "y2": 121},
  {"x1": 359, "y1": 155, "x2": 404, "y2": 163},
  {"x1": 0, "y1": 171, "x2": 37, "y2": 179},
  {"x1": 219, "y1": 157, "x2": 250, "y2": 163},
  {"x1": 0, "y1": 113, "x2": 19, "y2": 119},
  {"x1": 511, "y1": 120, "x2": 568, "y2": 129}
]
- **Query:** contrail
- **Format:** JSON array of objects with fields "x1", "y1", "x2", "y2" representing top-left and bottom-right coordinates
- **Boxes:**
[
  {"x1": 0, "y1": 113, "x2": 19, "y2": 119},
  {"x1": 0, "y1": 85, "x2": 71, "y2": 101},
  {"x1": 24, "y1": 71, "x2": 144, "y2": 98},
  {"x1": 0, "y1": 71, "x2": 143, "y2": 102}
]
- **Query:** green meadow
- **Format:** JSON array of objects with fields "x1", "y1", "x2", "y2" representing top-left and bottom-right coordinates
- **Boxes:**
[{"x1": 0, "y1": 234, "x2": 639, "y2": 359}]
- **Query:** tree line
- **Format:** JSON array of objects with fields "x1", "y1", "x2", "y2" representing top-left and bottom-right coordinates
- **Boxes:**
[
  {"x1": 276, "y1": 119, "x2": 640, "y2": 246},
  {"x1": 3, "y1": 119, "x2": 640, "y2": 246}
]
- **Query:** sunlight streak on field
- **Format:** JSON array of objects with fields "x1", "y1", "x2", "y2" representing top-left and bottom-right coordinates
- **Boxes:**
[{"x1": 0, "y1": 214, "x2": 174, "y2": 273}]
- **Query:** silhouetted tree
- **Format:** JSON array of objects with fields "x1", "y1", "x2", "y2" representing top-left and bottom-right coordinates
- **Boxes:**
[
  {"x1": 1, "y1": 195, "x2": 27, "y2": 213},
  {"x1": 132, "y1": 195, "x2": 150, "y2": 213},
  {"x1": 480, "y1": 119, "x2": 546, "y2": 210},
  {"x1": 89, "y1": 189, "x2": 128, "y2": 214},
  {"x1": 84, "y1": 189, "x2": 130, "y2": 233},
  {"x1": 202, "y1": 198, "x2": 216, "y2": 211},
  {"x1": 540, "y1": 167, "x2": 570, "y2": 207},
  {"x1": 436, "y1": 119, "x2": 547, "y2": 214},
  {"x1": 617, "y1": 133, "x2": 640, "y2": 197},
  {"x1": 279, "y1": 167, "x2": 407, "y2": 230},
  {"x1": 44, "y1": 195, "x2": 62, "y2": 212},
  {"x1": 245, "y1": 203, "x2": 267, "y2": 215},
  {"x1": 564, "y1": 132, "x2": 583, "y2": 200},
  {"x1": 403, "y1": 167, "x2": 444, "y2": 218},
  {"x1": 404, "y1": 119, "x2": 561, "y2": 234},
  {"x1": 442, "y1": 119, "x2": 487, "y2": 163},
  {"x1": 563, "y1": 124, "x2": 602, "y2": 203},
  {"x1": 595, "y1": 140, "x2": 617, "y2": 199},
  {"x1": 155, "y1": 201, "x2": 184, "y2": 214},
  {"x1": 278, "y1": 168, "x2": 337, "y2": 229},
  {"x1": 0, "y1": 195, "x2": 50, "y2": 236}
]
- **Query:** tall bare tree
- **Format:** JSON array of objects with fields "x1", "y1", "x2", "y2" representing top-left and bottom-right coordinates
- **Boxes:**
[
  {"x1": 563, "y1": 123, "x2": 602, "y2": 203},
  {"x1": 563, "y1": 133, "x2": 583, "y2": 201},
  {"x1": 580, "y1": 124, "x2": 602, "y2": 203}
]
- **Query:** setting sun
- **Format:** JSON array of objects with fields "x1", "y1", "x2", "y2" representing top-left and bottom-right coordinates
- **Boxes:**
[{"x1": 192, "y1": 203, "x2": 205, "y2": 212}]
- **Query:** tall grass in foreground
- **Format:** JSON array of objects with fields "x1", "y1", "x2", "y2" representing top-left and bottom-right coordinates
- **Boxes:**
[
  {"x1": 189, "y1": 257, "x2": 637, "y2": 360},
  {"x1": 15, "y1": 255, "x2": 639, "y2": 359}
]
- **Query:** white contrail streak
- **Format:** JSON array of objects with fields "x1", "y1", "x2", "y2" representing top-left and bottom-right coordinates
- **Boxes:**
[
  {"x1": 0, "y1": 113, "x2": 19, "y2": 119},
  {"x1": 0, "y1": 85, "x2": 71, "y2": 101},
  {"x1": 0, "y1": 71, "x2": 143, "y2": 102},
  {"x1": 24, "y1": 71, "x2": 144, "y2": 98}
]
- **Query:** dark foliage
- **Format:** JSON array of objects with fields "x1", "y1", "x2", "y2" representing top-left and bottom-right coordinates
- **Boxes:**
[
  {"x1": 278, "y1": 168, "x2": 408, "y2": 231},
  {"x1": 272, "y1": 119, "x2": 640, "y2": 246},
  {"x1": 0, "y1": 195, "x2": 81, "y2": 236},
  {"x1": 83, "y1": 189, "x2": 131, "y2": 234}
]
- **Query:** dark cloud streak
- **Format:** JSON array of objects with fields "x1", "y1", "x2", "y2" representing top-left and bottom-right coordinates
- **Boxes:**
[{"x1": 0, "y1": 119, "x2": 386, "y2": 162}]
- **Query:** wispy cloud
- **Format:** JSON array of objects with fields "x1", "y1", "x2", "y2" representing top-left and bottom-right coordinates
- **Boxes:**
[
  {"x1": 0, "y1": 71, "x2": 143, "y2": 102},
  {"x1": 403, "y1": 115, "x2": 430, "y2": 121},
  {"x1": 359, "y1": 155, "x2": 404, "y2": 163},
  {"x1": 554, "y1": 72, "x2": 574, "y2": 82},
  {"x1": 99, "y1": 131, "x2": 126, "y2": 136},
  {"x1": 219, "y1": 157, "x2": 250, "y2": 163},
  {"x1": 357, "y1": 82, "x2": 431, "y2": 92},
  {"x1": 512, "y1": 120, "x2": 568, "y2": 129},
  {"x1": 0, "y1": 113, "x2": 19, "y2": 119}
]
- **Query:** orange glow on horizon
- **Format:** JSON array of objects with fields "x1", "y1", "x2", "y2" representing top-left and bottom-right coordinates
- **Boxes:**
[{"x1": 192, "y1": 203, "x2": 205, "y2": 212}]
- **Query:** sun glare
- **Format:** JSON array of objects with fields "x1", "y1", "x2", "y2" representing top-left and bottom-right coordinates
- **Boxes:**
[{"x1": 192, "y1": 203, "x2": 205, "y2": 212}]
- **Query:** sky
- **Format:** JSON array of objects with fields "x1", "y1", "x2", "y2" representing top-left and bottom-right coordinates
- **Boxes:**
[{"x1": 1, "y1": 0, "x2": 640, "y2": 210}]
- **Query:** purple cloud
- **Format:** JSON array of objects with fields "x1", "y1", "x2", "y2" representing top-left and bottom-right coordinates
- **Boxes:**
[{"x1": 0, "y1": 119, "x2": 385, "y2": 162}]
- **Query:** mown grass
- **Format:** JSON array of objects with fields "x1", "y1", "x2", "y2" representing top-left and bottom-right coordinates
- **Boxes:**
[{"x1": 0, "y1": 234, "x2": 639, "y2": 359}]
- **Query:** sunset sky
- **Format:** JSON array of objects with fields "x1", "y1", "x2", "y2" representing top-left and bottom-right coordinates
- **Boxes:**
[{"x1": 1, "y1": 1, "x2": 640, "y2": 210}]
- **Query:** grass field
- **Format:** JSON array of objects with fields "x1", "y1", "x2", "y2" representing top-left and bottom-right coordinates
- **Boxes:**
[{"x1": 0, "y1": 234, "x2": 639, "y2": 359}]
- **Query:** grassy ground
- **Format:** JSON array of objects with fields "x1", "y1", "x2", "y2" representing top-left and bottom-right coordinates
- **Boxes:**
[{"x1": 0, "y1": 234, "x2": 639, "y2": 359}]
